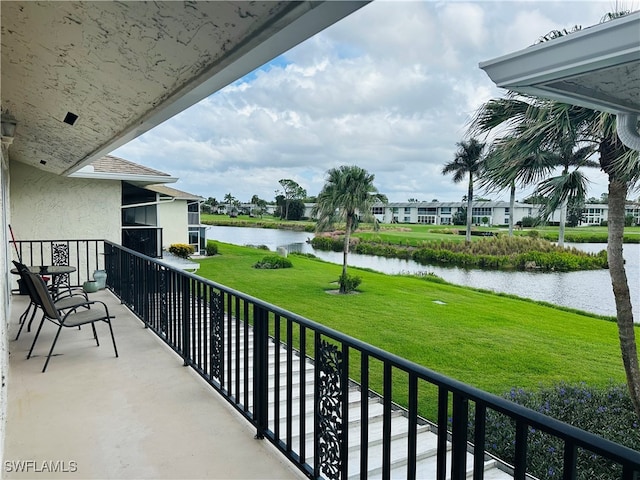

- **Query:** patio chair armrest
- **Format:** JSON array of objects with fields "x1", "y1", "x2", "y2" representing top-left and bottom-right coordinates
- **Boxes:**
[{"x1": 60, "y1": 300, "x2": 111, "y2": 325}]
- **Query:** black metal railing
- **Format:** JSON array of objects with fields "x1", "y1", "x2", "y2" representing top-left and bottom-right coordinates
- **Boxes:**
[
  {"x1": 100, "y1": 241, "x2": 640, "y2": 480},
  {"x1": 11, "y1": 239, "x2": 105, "y2": 290},
  {"x1": 14, "y1": 239, "x2": 639, "y2": 479}
]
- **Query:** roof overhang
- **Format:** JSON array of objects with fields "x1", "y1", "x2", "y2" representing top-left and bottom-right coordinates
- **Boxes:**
[
  {"x1": 1, "y1": 1, "x2": 368, "y2": 176},
  {"x1": 479, "y1": 12, "x2": 640, "y2": 115}
]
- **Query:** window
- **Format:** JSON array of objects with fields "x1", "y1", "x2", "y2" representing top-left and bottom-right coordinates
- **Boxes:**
[
  {"x1": 122, "y1": 205, "x2": 157, "y2": 227},
  {"x1": 404, "y1": 207, "x2": 411, "y2": 214},
  {"x1": 418, "y1": 215, "x2": 436, "y2": 224},
  {"x1": 472, "y1": 207, "x2": 492, "y2": 216},
  {"x1": 440, "y1": 207, "x2": 451, "y2": 214},
  {"x1": 392, "y1": 207, "x2": 399, "y2": 214},
  {"x1": 417, "y1": 207, "x2": 437, "y2": 215},
  {"x1": 404, "y1": 216, "x2": 411, "y2": 223},
  {"x1": 371, "y1": 206, "x2": 384, "y2": 215}
]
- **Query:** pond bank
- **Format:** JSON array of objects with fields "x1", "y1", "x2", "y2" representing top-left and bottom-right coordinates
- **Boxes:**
[{"x1": 204, "y1": 225, "x2": 639, "y2": 318}]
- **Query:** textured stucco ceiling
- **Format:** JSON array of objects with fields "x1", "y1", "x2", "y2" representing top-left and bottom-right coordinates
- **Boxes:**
[{"x1": 1, "y1": 1, "x2": 367, "y2": 175}]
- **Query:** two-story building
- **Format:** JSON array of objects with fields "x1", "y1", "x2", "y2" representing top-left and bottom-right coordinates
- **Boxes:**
[
  {"x1": 372, "y1": 201, "x2": 541, "y2": 226},
  {"x1": 372, "y1": 200, "x2": 640, "y2": 226}
]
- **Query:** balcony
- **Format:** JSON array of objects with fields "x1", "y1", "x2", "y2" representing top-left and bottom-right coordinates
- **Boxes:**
[
  {"x1": 6, "y1": 240, "x2": 640, "y2": 479},
  {"x1": 5, "y1": 289, "x2": 303, "y2": 479}
]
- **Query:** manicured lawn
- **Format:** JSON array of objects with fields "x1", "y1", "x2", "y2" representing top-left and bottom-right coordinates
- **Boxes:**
[{"x1": 196, "y1": 243, "x2": 628, "y2": 405}]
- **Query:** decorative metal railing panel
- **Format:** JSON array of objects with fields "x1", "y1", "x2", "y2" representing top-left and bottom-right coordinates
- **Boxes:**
[{"x1": 16, "y1": 240, "x2": 639, "y2": 479}]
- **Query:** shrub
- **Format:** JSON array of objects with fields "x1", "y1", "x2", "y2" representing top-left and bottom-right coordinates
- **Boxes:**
[
  {"x1": 168, "y1": 243, "x2": 195, "y2": 259},
  {"x1": 205, "y1": 240, "x2": 218, "y2": 256},
  {"x1": 253, "y1": 255, "x2": 293, "y2": 269},
  {"x1": 521, "y1": 216, "x2": 538, "y2": 227},
  {"x1": 339, "y1": 272, "x2": 361, "y2": 293},
  {"x1": 475, "y1": 383, "x2": 640, "y2": 480}
]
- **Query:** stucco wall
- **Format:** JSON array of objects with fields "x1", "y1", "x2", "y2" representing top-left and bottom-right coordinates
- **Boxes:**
[
  {"x1": 158, "y1": 199, "x2": 188, "y2": 249},
  {"x1": 0, "y1": 149, "x2": 10, "y2": 470},
  {"x1": 10, "y1": 162, "x2": 121, "y2": 242}
]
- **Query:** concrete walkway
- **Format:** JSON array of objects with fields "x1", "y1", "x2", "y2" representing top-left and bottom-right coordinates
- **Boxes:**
[{"x1": 5, "y1": 291, "x2": 304, "y2": 479}]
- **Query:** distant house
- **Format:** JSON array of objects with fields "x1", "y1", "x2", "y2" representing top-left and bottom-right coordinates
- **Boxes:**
[{"x1": 10, "y1": 154, "x2": 204, "y2": 258}]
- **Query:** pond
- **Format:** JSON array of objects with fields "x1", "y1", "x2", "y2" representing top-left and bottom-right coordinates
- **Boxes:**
[{"x1": 205, "y1": 225, "x2": 639, "y2": 318}]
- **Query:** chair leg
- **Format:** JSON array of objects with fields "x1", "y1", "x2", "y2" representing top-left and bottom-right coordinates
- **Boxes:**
[
  {"x1": 27, "y1": 315, "x2": 46, "y2": 359},
  {"x1": 26, "y1": 305, "x2": 39, "y2": 333},
  {"x1": 14, "y1": 302, "x2": 33, "y2": 340},
  {"x1": 106, "y1": 318, "x2": 119, "y2": 358},
  {"x1": 42, "y1": 325, "x2": 64, "y2": 373},
  {"x1": 91, "y1": 323, "x2": 100, "y2": 346}
]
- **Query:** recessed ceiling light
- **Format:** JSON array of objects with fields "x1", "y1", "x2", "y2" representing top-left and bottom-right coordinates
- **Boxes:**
[{"x1": 63, "y1": 112, "x2": 78, "y2": 125}]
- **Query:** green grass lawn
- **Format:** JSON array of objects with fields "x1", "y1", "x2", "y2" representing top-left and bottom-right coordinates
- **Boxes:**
[{"x1": 196, "y1": 243, "x2": 628, "y2": 403}]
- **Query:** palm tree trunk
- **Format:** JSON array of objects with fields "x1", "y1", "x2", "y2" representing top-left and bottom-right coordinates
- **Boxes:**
[
  {"x1": 558, "y1": 198, "x2": 567, "y2": 247},
  {"x1": 466, "y1": 176, "x2": 473, "y2": 243},
  {"x1": 341, "y1": 216, "x2": 352, "y2": 293},
  {"x1": 508, "y1": 182, "x2": 515, "y2": 236},
  {"x1": 608, "y1": 177, "x2": 640, "y2": 418}
]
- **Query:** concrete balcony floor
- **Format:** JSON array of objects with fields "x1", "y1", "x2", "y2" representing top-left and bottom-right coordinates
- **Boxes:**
[{"x1": 5, "y1": 290, "x2": 305, "y2": 479}]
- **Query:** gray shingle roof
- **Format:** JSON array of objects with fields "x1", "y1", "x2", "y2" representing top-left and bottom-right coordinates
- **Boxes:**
[{"x1": 91, "y1": 155, "x2": 172, "y2": 178}]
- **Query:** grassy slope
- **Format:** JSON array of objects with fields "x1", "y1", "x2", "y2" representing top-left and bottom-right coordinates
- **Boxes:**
[{"x1": 197, "y1": 243, "x2": 627, "y2": 398}]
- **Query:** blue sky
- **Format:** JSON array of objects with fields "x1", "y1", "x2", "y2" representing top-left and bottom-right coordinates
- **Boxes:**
[{"x1": 112, "y1": 1, "x2": 630, "y2": 204}]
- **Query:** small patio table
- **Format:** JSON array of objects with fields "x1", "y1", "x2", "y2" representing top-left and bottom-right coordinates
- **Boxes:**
[{"x1": 11, "y1": 265, "x2": 77, "y2": 299}]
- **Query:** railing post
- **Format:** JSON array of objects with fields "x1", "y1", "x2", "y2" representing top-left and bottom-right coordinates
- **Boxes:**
[
  {"x1": 253, "y1": 305, "x2": 269, "y2": 439},
  {"x1": 181, "y1": 275, "x2": 191, "y2": 366},
  {"x1": 451, "y1": 393, "x2": 468, "y2": 480}
]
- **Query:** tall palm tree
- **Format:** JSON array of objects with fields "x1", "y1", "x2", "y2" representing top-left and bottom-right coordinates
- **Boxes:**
[
  {"x1": 441, "y1": 138, "x2": 486, "y2": 243},
  {"x1": 517, "y1": 101, "x2": 640, "y2": 415},
  {"x1": 313, "y1": 165, "x2": 387, "y2": 293},
  {"x1": 474, "y1": 93, "x2": 640, "y2": 417}
]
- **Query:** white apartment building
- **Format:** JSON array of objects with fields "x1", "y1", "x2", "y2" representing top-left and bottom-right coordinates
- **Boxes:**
[{"x1": 371, "y1": 201, "x2": 640, "y2": 226}]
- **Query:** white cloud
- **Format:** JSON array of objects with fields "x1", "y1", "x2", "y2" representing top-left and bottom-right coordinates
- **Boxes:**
[{"x1": 113, "y1": 0, "x2": 615, "y2": 204}]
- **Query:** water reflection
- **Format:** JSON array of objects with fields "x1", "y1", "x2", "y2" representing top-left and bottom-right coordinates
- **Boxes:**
[{"x1": 205, "y1": 225, "x2": 639, "y2": 318}]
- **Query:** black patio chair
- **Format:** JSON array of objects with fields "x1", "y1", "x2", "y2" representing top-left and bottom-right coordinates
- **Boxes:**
[
  {"x1": 12, "y1": 261, "x2": 89, "y2": 341},
  {"x1": 25, "y1": 270, "x2": 118, "y2": 373}
]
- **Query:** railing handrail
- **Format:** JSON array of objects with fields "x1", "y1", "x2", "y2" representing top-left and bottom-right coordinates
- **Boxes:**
[{"x1": 103, "y1": 240, "x2": 640, "y2": 470}]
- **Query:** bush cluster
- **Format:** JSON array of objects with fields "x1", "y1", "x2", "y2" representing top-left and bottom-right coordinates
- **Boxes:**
[
  {"x1": 339, "y1": 272, "x2": 361, "y2": 293},
  {"x1": 253, "y1": 255, "x2": 293, "y2": 269},
  {"x1": 312, "y1": 235, "x2": 607, "y2": 272},
  {"x1": 310, "y1": 236, "x2": 344, "y2": 252},
  {"x1": 475, "y1": 383, "x2": 640, "y2": 479},
  {"x1": 168, "y1": 243, "x2": 195, "y2": 259},
  {"x1": 205, "y1": 240, "x2": 218, "y2": 256}
]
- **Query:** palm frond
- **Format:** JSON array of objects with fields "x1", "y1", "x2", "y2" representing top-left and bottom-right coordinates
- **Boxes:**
[{"x1": 537, "y1": 170, "x2": 590, "y2": 217}]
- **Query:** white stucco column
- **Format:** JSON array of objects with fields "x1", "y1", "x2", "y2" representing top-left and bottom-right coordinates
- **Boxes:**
[{"x1": 0, "y1": 143, "x2": 11, "y2": 471}]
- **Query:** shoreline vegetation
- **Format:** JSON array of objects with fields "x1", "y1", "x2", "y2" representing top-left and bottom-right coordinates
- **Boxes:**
[{"x1": 201, "y1": 214, "x2": 640, "y2": 271}]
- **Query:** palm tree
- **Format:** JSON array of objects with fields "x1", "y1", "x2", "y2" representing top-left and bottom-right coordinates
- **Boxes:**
[
  {"x1": 534, "y1": 137, "x2": 598, "y2": 246},
  {"x1": 471, "y1": 96, "x2": 598, "y2": 243},
  {"x1": 313, "y1": 165, "x2": 387, "y2": 293},
  {"x1": 441, "y1": 139, "x2": 486, "y2": 243},
  {"x1": 473, "y1": 92, "x2": 640, "y2": 417},
  {"x1": 480, "y1": 140, "x2": 555, "y2": 236},
  {"x1": 516, "y1": 101, "x2": 640, "y2": 415}
]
